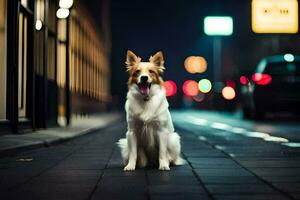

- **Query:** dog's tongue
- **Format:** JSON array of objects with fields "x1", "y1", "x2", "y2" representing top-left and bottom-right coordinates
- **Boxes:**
[{"x1": 139, "y1": 84, "x2": 149, "y2": 96}]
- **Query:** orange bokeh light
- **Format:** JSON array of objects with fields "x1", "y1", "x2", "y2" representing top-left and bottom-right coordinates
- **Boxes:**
[
  {"x1": 184, "y1": 56, "x2": 207, "y2": 74},
  {"x1": 182, "y1": 80, "x2": 199, "y2": 96},
  {"x1": 222, "y1": 86, "x2": 236, "y2": 100}
]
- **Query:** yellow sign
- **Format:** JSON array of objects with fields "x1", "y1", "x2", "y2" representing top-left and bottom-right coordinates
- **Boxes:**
[{"x1": 252, "y1": 0, "x2": 298, "y2": 33}]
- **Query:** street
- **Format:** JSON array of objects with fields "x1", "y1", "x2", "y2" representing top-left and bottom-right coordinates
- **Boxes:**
[
  {"x1": 1, "y1": 0, "x2": 300, "y2": 199},
  {"x1": 1, "y1": 111, "x2": 300, "y2": 200}
]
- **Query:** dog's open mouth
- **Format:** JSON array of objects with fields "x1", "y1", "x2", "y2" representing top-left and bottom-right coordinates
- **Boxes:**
[{"x1": 138, "y1": 82, "x2": 151, "y2": 96}]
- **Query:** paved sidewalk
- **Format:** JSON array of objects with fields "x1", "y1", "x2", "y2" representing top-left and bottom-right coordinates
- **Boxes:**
[
  {"x1": 1, "y1": 119, "x2": 296, "y2": 200},
  {"x1": 0, "y1": 113, "x2": 122, "y2": 155}
]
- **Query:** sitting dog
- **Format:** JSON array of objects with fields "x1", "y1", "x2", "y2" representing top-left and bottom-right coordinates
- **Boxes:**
[{"x1": 118, "y1": 50, "x2": 185, "y2": 171}]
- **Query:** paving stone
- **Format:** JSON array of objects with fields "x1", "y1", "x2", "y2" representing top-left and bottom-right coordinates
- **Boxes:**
[
  {"x1": 195, "y1": 168, "x2": 252, "y2": 177},
  {"x1": 149, "y1": 185, "x2": 206, "y2": 194},
  {"x1": 0, "y1": 173, "x2": 33, "y2": 190},
  {"x1": 184, "y1": 151, "x2": 226, "y2": 158},
  {"x1": 250, "y1": 168, "x2": 300, "y2": 176},
  {"x1": 147, "y1": 168, "x2": 194, "y2": 177},
  {"x1": 148, "y1": 174, "x2": 199, "y2": 185},
  {"x1": 213, "y1": 194, "x2": 290, "y2": 200},
  {"x1": 95, "y1": 180, "x2": 147, "y2": 194},
  {"x1": 188, "y1": 158, "x2": 236, "y2": 165},
  {"x1": 205, "y1": 184, "x2": 279, "y2": 194},
  {"x1": 273, "y1": 183, "x2": 300, "y2": 193},
  {"x1": 91, "y1": 193, "x2": 147, "y2": 200},
  {"x1": 262, "y1": 176, "x2": 300, "y2": 183},
  {"x1": 191, "y1": 162, "x2": 242, "y2": 169},
  {"x1": 290, "y1": 193, "x2": 300, "y2": 199},
  {"x1": 53, "y1": 160, "x2": 107, "y2": 170},
  {"x1": 100, "y1": 176, "x2": 147, "y2": 185},
  {"x1": 226, "y1": 152, "x2": 300, "y2": 158},
  {"x1": 32, "y1": 169, "x2": 101, "y2": 185},
  {"x1": 151, "y1": 194, "x2": 212, "y2": 200},
  {"x1": 103, "y1": 168, "x2": 146, "y2": 177},
  {"x1": 241, "y1": 160, "x2": 300, "y2": 168},
  {"x1": 199, "y1": 176, "x2": 263, "y2": 184},
  {"x1": 239, "y1": 160, "x2": 300, "y2": 168},
  {"x1": 1, "y1": 183, "x2": 94, "y2": 200}
]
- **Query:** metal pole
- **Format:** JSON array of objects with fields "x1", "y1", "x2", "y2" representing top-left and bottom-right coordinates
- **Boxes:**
[
  {"x1": 213, "y1": 37, "x2": 222, "y2": 82},
  {"x1": 213, "y1": 37, "x2": 222, "y2": 110},
  {"x1": 7, "y1": 0, "x2": 20, "y2": 133},
  {"x1": 43, "y1": 0, "x2": 49, "y2": 128}
]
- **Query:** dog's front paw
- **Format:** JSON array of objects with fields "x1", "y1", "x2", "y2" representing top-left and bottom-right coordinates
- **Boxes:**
[
  {"x1": 124, "y1": 164, "x2": 136, "y2": 171},
  {"x1": 159, "y1": 164, "x2": 170, "y2": 171},
  {"x1": 159, "y1": 159, "x2": 170, "y2": 170}
]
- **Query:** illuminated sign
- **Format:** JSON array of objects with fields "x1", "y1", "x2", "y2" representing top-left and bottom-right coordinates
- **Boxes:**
[
  {"x1": 252, "y1": 0, "x2": 298, "y2": 33},
  {"x1": 204, "y1": 16, "x2": 233, "y2": 36}
]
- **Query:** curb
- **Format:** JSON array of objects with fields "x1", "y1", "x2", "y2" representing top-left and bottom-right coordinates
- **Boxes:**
[{"x1": 0, "y1": 117, "x2": 123, "y2": 157}]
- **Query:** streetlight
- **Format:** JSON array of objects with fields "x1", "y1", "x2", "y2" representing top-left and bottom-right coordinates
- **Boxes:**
[
  {"x1": 56, "y1": 0, "x2": 74, "y2": 19},
  {"x1": 59, "y1": 0, "x2": 74, "y2": 9},
  {"x1": 203, "y1": 16, "x2": 233, "y2": 83},
  {"x1": 56, "y1": 8, "x2": 70, "y2": 19}
]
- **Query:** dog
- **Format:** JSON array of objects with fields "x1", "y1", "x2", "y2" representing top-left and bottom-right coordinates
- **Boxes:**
[{"x1": 118, "y1": 50, "x2": 185, "y2": 171}]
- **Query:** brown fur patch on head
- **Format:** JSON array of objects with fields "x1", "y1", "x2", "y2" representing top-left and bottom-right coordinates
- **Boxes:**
[
  {"x1": 149, "y1": 51, "x2": 165, "y2": 74},
  {"x1": 126, "y1": 50, "x2": 165, "y2": 87},
  {"x1": 126, "y1": 50, "x2": 141, "y2": 72}
]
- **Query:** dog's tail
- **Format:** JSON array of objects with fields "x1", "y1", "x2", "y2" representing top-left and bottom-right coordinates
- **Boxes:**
[
  {"x1": 174, "y1": 157, "x2": 187, "y2": 165},
  {"x1": 117, "y1": 138, "x2": 128, "y2": 165}
]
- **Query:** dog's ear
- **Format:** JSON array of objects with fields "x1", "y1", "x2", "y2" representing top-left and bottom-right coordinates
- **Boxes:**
[
  {"x1": 149, "y1": 51, "x2": 165, "y2": 73},
  {"x1": 125, "y1": 50, "x2": 141, "y2": 71}
]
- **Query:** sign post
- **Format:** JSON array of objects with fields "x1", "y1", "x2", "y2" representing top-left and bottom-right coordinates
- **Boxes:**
[{"x1": 204, "y1": 16, "x2": 233, "y2": 82}]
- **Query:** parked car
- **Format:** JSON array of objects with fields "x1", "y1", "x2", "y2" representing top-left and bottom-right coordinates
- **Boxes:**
[{"x1": 241, "y1": 54, "x2": 300, "y2": 119}]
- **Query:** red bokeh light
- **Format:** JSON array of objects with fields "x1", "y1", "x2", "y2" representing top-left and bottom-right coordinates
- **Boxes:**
[
  {"x1": 251, "y1": 73, "x2": 272, "y2": 85},
  {"x1": 182, "y1": 80, "x2": 199, "y2": 96},
  {"x1": 239, "y1": 76, "x2": 248, "y2": 85},
  {"x1": 163, "y1": 80, "x2": 177, "y2": 97},
  {"x1": 226, "y1": 80, "x2": 236, "y2": 88}
]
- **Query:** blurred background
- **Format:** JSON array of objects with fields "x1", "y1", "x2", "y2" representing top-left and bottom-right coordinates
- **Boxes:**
[{"x1": 0, "y1": 0, "x2": 299, "y2": 133}]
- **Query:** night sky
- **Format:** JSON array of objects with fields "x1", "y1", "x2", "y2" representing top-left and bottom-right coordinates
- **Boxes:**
[
  {"x1": 109, "y1": 0, "x2": 250, "y2": 107},
  {"x1": 107, "y1": 0, "x2": 300, "y2": 108}
]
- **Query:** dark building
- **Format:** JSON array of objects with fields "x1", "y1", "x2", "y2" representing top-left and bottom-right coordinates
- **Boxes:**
[{"x1": 0, "y1": 0, "x2": 111, "y2": 133}]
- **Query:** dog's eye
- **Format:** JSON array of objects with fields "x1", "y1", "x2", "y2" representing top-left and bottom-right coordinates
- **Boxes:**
[
  {"x1": 135, "y1": 70, "x2": 141, "y2": 74},
  {"x1": 149, "y1": 70, "x2": 155, "y2": 74}
]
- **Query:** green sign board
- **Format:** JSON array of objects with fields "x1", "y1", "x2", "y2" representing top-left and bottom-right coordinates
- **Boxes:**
[{"x1": 204, "y1": 16, "x2": 233, "y2": 36}]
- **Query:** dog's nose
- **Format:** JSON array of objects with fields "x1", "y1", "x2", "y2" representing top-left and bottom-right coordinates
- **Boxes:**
[{"x1": 141, "y1": 76, "x2": 148, "y2": 82}]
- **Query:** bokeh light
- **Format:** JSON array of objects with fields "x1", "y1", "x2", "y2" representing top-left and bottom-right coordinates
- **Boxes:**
[
  {"x1": 59, "y1": 0, "x2": 73, "y2": 9},
  {"x1": 226, "y1": 80, "x2": 236, "y2": 88},
  {"x1": 182, "y1": 80, "x2": 199, "y2": 96},
  {"x1": 56, "y1": 8, "x2": 70, "y2": 18},
  {"x1": 184, "y1": 56, "x2": 207, "y2": 74},
  {"x1": 35, "y1": 20, "x2": 42, "y2": 30},
  {"x1": 284, "y1": 53, "x2": 294, "y2": 62},
  {"x1": 163, "y1": 80, "x2": 177, "y2": 97},
  {"x1": 251, "y1": 73, "x2": 272, "y2": 85},
  {"x1": 240, "y1": 76, "x2": 248, "y2": 85},
  {"x1": 192, "y1": 93, "x2": 205, "y2": 102},
  {"x1": 222, "y1": 86, "x2": 236, "y2": 100},
  {"x1": 198, "y1": 79, "x2": 212, "y2": 93}
]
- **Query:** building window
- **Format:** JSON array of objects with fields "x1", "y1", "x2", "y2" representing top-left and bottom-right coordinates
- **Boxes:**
[{"x1": 69, "y1": 12, "x2": 110, "y2": 102}]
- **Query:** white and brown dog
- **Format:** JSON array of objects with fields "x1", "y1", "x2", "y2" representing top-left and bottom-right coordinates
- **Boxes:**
[{"x1": 118, "y1": 50, "x2": 185, "y2": 171}]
